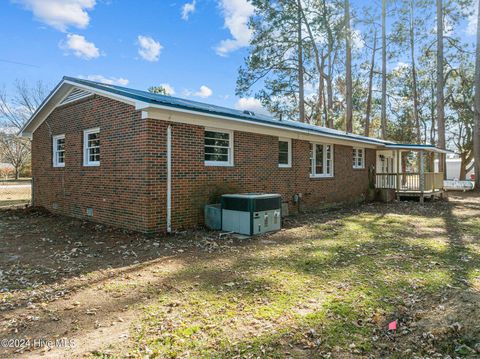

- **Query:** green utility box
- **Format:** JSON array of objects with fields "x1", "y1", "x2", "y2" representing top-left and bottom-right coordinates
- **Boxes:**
[{"x1": 221, "y1": 193, "x2": 282, "y2": 236}]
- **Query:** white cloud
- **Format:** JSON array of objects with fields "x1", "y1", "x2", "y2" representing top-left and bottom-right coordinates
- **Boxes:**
[
  {"x1": 14, "y1": 0, "x2": 96, "y2": 32},
  {"x1": 215, "y1": 0, "x2": 254, "y2": 56},
  {"x1": 60, "y1": 34, "x2": 100, "y2": 59},
  {"x1": 393, "y1": 61, "x2": 409, "y2": 71},
  {"x1": 184, "y1": 85, "x2": 213, "y2": 98},
  {"x1": 79, "y1": 75, "x2": 129, "y2": 86},
  {"x1": 235, "y1": 97, "x2": 269, "y2": 115},
  {"x1": 352, "y1": 29, "x2": 364, "y2": 50},
  {"x1": 137, "y1": 35, "x2": 162, "y2": 62},
  {"x1": 194, "y1": 85, "x2": 213, "y2": 98},
  {"x1": 181, "y1": 0, "x2": 196, "y2": 20},
  {"x1": 159, "y1": 83, "x2": 176, "y2": 95}
]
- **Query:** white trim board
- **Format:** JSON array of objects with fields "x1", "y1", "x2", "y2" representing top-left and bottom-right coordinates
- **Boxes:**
[{"x1": 145, "y1": 108, "x2": 380, "y2": 149}]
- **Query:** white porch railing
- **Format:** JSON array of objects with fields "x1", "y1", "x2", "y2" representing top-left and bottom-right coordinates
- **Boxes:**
[{"x1": 375, "y1": 172, "x2": 444, "y2": 192}]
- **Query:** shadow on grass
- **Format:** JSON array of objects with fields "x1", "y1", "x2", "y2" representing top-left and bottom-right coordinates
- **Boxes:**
[{"x1": 1, "y1": 194, "x2": 479, "y2": 358}]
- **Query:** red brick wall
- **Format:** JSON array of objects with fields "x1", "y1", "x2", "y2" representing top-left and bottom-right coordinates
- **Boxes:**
[
  {"x1": 32, "y1": 95, "x2": 375, "y2": 233},
  {"x1": 32, "y1": 95, "x2": 152, "y2": 232},
  {"x1": 147, "y1": 121, "x2": 376, "y2": 231}
]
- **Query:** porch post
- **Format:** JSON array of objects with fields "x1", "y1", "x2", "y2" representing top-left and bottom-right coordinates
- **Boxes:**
[
  {"x1": 396, "y1": 149, "x2": 400, "y2": 193},
  {"x1": 419, "y1": 150, "x2": 425, "y2": 203}
]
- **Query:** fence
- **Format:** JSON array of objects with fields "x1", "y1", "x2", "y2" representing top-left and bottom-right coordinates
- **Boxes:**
[{"x1": 0, "y1": 179, "x2": 32, "y2": 207}]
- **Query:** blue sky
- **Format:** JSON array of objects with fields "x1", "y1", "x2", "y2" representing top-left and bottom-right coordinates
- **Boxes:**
[
  {"x1": 0, "y1": 0, "x2": 261, "y2": 112},
  {"x1": 0, "y1": 0, "x2": 477, "y2": 115}
]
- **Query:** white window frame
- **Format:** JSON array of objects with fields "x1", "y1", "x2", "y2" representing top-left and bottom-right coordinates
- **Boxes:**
[
  {"x1": 352, "y1": 148, "x2": 365, "y2": 169},
  {"x1": 83, "y1": 127, "x2": 100, "y2": 167},
  {"x1": 204, "y1": 128, "x2": 234, "y2": 167},
  {"x1": 278, "y1": 138, "x2": 292, "y2": 168},
  {"x1": 52, "y1": 134, "x2": 65, "y2": 168},
  {"x1": 310, "y1": 142, "x2": 334, "y2": 178}
]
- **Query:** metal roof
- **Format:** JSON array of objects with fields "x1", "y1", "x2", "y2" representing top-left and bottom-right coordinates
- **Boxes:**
[
  {"x1": 21, "y1": 76, "x2": 448, "y2": 153},
  {"x1": 62, "y1": 77, "x2": 394, "y2": 146}
]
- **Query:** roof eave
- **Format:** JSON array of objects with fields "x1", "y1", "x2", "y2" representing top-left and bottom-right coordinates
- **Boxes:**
[{"x1": 383, "y1": 144, "x2": 453, "y2": 154}]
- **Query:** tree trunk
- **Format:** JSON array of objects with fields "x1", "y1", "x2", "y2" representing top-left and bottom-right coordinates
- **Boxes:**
[
  {"x1": 410, "y1": 0, "x2": 421, "y2": 143},
  {"x1": 322, "y1": 80, "x2": 328, "y2": 127},
  {"x1": 459, "y1": 152, "x2": 468, "y2": 180},
  {"x1": 345, "y1": 0, "x2": 353, "y2": 133},
  {"x1": 381, "y1": 0, "x2": 387, "y2": 139},
  {"x1": 297, "y1": 0, "x2": 305, "y2": 123},
  {"x1": 322, "y1": 0, "x2": 334, "y2": 128},
  {"x1": 327, "y1": 51, "x2": 334, "y2": 128},
  {"x1": 365, "y1": 29, "x2": 377, "y2": 137},
  {"x1": 430, "y1": 79, "x2": 436, "y2": 145},
  {"x1": 299, "y1": 2, "x2": 324, "y2": 124},
  {"x1": 436, "y1": 0, "x2": 446, "y2": 173},
  {"x1": 15, "y1": 166, "x2": 20, "y2": 180},
  {"x1": 474, "y1": 0, "x2": 480, "y2": 190}
]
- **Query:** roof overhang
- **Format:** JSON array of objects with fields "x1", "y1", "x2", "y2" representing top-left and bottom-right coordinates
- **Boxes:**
[
  {"x1": 141, "y1": 106, "x2": 383, "y2": 149},
  {"x1": 383, "y1": 144, "x2": 452, "y2": 154},
  {"x1": 19, "y1": 78, "x2": 138, "y2": 137},
  {"x1": 20, "y1": 77, "x2": 448, "y2": 154}
]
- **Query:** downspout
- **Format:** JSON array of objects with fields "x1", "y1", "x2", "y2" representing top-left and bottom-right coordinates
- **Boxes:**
[{"x1": 166, "y1": 125, "x2": 172, "y2": 233}]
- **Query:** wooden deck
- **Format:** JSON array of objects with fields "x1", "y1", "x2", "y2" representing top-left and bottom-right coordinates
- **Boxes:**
[{"x1": 375, "y1": 172, "x2": 444, "y2": 201}]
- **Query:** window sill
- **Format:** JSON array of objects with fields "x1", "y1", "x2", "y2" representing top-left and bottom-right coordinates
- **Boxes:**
[
  {"x1": 53, "y1": 164, "x2": 65, "y2": 168},
  {"x1": 278, "y1": 164, "x2": 291, "y2": 168},
  {"x1": 310, "y1": 175, "x2": 334, "y2": 179},
  {"x1": 352, "y1": 167, "x2": 365, "y2": 170},
  {"x1": 83, "y1": 163, "x2": 100, "y2": 167},
  {"x1": 205, "y1": 161, "x2": 233, "y2": 167}
]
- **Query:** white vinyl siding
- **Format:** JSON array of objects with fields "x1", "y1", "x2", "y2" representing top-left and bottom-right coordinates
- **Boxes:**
[
  {"x1": 310, "y1": 143, "x2": 333, "y2": 177},
  {"x1": 204, "y1": 129, "x2": 233, "y2": 166},
  {"x1": 278, "y1": 138, "x2": 291, "y2": 168},
  {"x1": 52, "y1": 134, "x2": 65, "y2": 167},
  {"x1": 83, "y1": 128, "x2": 100, "y2": 166},
  {"x1": 352, "y1": 148, "x2": 365, "y2": 169}
]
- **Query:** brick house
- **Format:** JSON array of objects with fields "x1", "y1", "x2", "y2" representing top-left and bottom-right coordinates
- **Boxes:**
[{"x1": 21, "y1": 77, "x2": 447, "y2": 233}]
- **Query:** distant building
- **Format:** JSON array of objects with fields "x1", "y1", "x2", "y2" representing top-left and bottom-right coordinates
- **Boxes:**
[{"x1": 435, "y1": 155, "x2": 475, "y2": 180}]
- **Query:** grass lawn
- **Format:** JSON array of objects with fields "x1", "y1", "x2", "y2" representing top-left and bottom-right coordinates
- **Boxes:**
[
  {"x1": 0, "y1": 193, "x2": 479, "y2": 358},
  {"x1": 0, "y1": 182, "x2": 31, "y2": 208}
]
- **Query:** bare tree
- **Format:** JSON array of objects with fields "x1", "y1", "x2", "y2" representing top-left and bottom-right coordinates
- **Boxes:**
[
  {"x1": 409, "y1": 0, "x2": 421, "y2": 142},
  {"x1": 344, "y1": 0, "x2": 353, "y2": 133},
  {"x1": 474, "y1": 0, "x2": 480, "y2": 190},
  {"x1": 297, "y1": 0, "x2": 306, "y2": 123},
  {"x1": 0, "y1": 134, "x2": 30, "y2": 179},
  {"x1": 0, "y1": 80, "x2": 48, "y2": 130},
  {"x1": 365, "y1": 26, "x2": 378, "y2": 137},
  {"x1": 381, "y1": 0, "x2": 387, "y2": 139},
  {"x1": 436, "y1": 0, "x2": 446, "y2": 173}
]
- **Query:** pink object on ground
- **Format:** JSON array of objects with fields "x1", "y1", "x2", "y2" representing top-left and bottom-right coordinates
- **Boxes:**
[{"x1": 388, "y1": 320, "x2": 397, "y2": 330}]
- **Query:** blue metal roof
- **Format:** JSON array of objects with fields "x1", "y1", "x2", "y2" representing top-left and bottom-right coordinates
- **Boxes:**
[{"x1": 63, "y1": 76, "x2": 394, "y2": 146}]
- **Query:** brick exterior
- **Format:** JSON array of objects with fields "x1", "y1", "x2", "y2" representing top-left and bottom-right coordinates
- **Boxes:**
[{"x1": 32, "y1": 95, "x2": 376, "y2": 233}]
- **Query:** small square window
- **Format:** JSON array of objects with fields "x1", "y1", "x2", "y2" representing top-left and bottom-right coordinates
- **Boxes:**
[
  {"x1": 278, "y1": 138, "x2": 291, "y2": 167},
  {"x1": 204, "y1": 129, "x2": 233, "y2": 166},
  {"x1": 83, "y1": 128, "x2": 100, "y2": 166},
  {"x1": 52, "y1": 134, "x2": 65, "y2": 167}
]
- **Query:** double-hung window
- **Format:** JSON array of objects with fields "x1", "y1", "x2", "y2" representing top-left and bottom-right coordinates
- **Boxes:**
[
  {"x1": 83, "y1": 128, "x2": 100, "y2": 166},
  {"x1": 204, "y1": 129, "x2": 233, "y2": 166},
  {"x1": 52, "y1": 134, "x2": 65, "y2": 167},
  {"x1": 352, "y1": 148, "x2": 365, "y2": 169},
  {"x1": 310, "y1": 143, "x2": 333, "y2": 177},
  {"x1": 278, "y1": 138, "x2": 291, "y2": 168}
]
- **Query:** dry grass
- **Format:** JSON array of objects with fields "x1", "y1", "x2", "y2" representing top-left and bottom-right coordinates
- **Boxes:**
[{"x1": 0, "y1": 193, "x2": 479, "y2": 358}]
